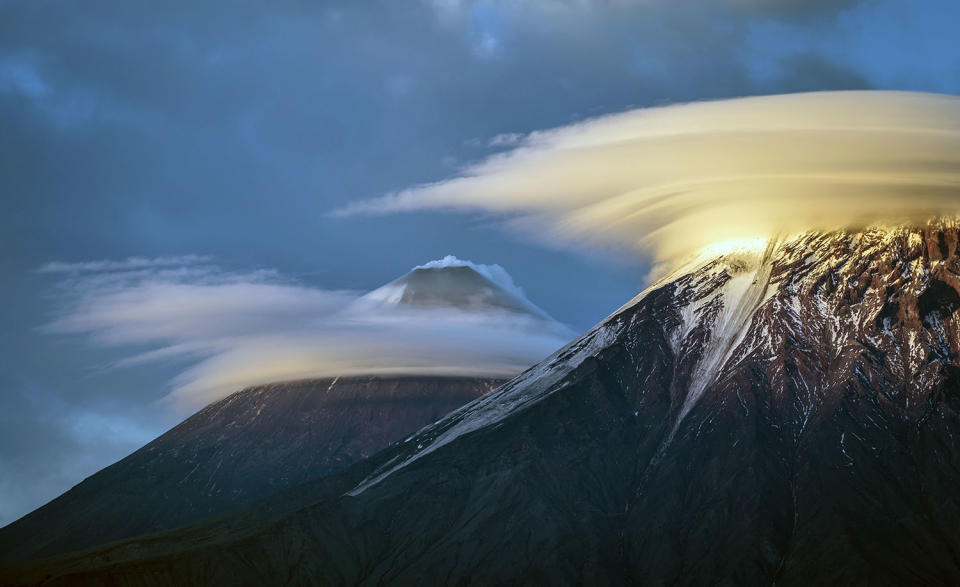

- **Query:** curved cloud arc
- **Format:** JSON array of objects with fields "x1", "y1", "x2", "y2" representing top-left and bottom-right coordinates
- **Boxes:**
[
  {"x1": 337, "y1": 91, "x2": 960, "y2": 266},
  {"x1": 42, "y1": 257, "x2": 573, "y2": 410}
]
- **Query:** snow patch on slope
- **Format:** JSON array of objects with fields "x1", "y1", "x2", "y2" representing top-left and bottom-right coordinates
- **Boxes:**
[
  {"x1": 672, "y1": 239, "x2": 779, "y2": 432},
  {"x1": 347, "y1": 319, "x2": 621, "y2": 496}
]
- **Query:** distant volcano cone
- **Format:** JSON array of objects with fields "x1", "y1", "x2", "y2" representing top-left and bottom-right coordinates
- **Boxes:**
[
  {"x1": 0, "y1": 257, "x2": 573, "y2": 569},
  {"x1": 355, "y1": 256, "x2": 554, "y2": 320}
]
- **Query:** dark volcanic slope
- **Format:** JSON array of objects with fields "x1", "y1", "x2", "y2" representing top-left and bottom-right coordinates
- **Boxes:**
[
  {"x1": 8, "y1": 225, "x2": 960, "y2": 585},
  {"x1": 0, "y1": 375, "x2": 502, "y2": 565}
]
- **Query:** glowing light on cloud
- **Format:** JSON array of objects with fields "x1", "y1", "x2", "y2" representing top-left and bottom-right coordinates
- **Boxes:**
[
  {"x1": 338, "y1": 91, "x2": 960, "y2": 268},
  {"x1": 43, "y1": 257, "x2": 573, "y2": 410}
]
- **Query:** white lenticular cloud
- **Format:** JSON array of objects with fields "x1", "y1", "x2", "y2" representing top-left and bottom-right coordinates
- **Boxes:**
[
  {"x1": 43, "y1": 257, "x2": 572, "y2": 410},
  {"x1": 337, "y1": 91, "x2": 960, "y2": 267}
]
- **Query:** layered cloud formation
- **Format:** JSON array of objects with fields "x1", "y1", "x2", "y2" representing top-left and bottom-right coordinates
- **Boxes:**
[
  {"x1": 339, "y1": 91, "x2": 960, "y2": 267},
  {"x1": 43, "y1": 256, "x2": 572, "y2": 409}
]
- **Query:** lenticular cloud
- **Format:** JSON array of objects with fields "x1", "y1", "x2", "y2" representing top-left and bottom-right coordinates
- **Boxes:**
[
  {"x1": 43, "y1": 257, "x2": 572, "y2": 410},
  {"x1": 339, "y1": 91, "x2": 960, "y2": 266}
]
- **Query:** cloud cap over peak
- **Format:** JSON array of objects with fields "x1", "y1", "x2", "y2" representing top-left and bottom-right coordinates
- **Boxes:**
[
  {"x1": 339, "y1": 91, "x2": 960, "y2": 268},
  {"x1": 43, "y1": 257, "x2": 573, "y2": 410}
]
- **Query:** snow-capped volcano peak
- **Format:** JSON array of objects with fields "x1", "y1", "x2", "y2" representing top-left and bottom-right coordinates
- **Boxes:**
[
  {"x1": 329, "y1": 256, "x2": 572, "y2": 381},
  {"x1": 356, "y1": 255, "x2": 553, "y2": 320}
]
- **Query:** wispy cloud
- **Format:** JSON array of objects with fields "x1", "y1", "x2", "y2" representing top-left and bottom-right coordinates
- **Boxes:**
[
  {"x1": 336, "y1": 91, "x2": 960, "y2": 268},
  {"x1": 37, "y1": 255, "x2": 213, "y2": 274},
  {"x1": 42, "y1": 258, "x2": 572, "y2": 410}
]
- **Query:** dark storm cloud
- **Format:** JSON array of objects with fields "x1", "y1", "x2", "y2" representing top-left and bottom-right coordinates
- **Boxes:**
[
  {"x1": 767, "y1": 53, "x2": 873, "y2": 93},
  {"x1": 0, "y1": 0, "x2": 867, "y2": 260},
  {"x1": 424, "y1": 0, "x2": 866, "y2": 30}
]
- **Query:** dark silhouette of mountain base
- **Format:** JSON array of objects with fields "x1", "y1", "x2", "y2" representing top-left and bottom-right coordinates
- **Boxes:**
[
  {"x1": 0, "y1": 375, "x2": 502, "y2": 565},
  {"x1": 7, "y1": 226, "x2": 960, "y2": 585}
]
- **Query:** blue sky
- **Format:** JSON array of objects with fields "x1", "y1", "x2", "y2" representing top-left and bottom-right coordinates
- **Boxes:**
[{"x1": 2, "y1": 0, "x2": 960, "y2": 524}]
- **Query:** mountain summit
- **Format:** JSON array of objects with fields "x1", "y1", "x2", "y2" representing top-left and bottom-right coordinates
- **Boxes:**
[
  {"x1": 7, "y1": 225, "x2": 960, "y2": 585},
  {"x1": 354, "y1": 255, "x2": 554, "y2": 319},
  {"x1": 0, "y1": 256, "x2": 571, "y2": 567}
]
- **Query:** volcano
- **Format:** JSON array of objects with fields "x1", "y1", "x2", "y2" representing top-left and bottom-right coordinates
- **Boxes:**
[
  {"x1": 0, "y1": 257, "x2": 570, "y2": 566},
  {"x1": 0, "y1": 375, "x2": 504, "y2": 564},
  {"x1": 6, "y1": 226, "x2": 960, "y2": 585},
  {"x1": 354, "y1": 256, "x2": 553, "y2": 319}
]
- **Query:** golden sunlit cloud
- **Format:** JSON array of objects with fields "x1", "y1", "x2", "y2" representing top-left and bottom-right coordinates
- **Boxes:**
[{"x1": 338, "y1": 91, "x2": 960, "y2": 270}]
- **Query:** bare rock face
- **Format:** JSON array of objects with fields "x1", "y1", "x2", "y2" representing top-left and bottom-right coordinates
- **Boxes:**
[
  {"x1": 8, "y1": 225, "x2": 960, "y2": 586},
  {"x1": 0, "y1": 375, "x2": 503, "y2": 564}
]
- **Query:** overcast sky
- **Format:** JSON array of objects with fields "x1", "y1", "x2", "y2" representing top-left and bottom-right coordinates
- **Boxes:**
[{"x1": 3, "y1": 0, "x2": 960, "y2": 525}]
